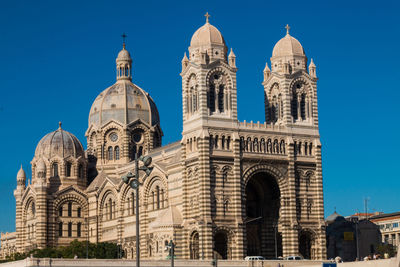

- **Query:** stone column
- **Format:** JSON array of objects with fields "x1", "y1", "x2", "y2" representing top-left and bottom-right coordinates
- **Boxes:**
[
  {"x1": 198, "y1": 132, "x2": 213, "y2": 259},
  {"x1": 232, "y1": 133, "x2": 244, "y2": 259},
  {"x1": 35, "y1": 183, "x2": 47, "y2": 249},
  {"x1": 282, "y1": 140, "x2": 299, "y2": 257}
]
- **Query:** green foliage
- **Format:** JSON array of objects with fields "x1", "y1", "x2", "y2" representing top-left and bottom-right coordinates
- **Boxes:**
[
  {"x1": 377, "y1": 243, "x2": 397, "y2": 257},
  {"x1": 3, "y1": 240, "x2": 124, "y2": 262}
]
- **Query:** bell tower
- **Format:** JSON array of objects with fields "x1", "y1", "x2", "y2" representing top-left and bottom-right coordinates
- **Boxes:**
[
  {"x1": 181, "y1": 13, "x2": 238, "y2": 130},
  {"x1": 263, "y1": 25, "x2": 319, "y2": 127}
]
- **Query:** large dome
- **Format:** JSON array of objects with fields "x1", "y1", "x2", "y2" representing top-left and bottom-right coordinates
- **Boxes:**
[
  {"x1": 35, "y1": 123, "x2": 84, "y2": 159},
  {"x1": 88, "y1": 80, "x2": 160, "y2": 128},
  {"x1": 272, "y1": 33, "x2": 305, "y2": 57},
  {"x1": 190, "y1": 22, "x2": 225, "y2": 47}
]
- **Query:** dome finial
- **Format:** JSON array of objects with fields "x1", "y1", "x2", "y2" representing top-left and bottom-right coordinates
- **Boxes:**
[
  {"x1": 58, "y1": 121, "x2": 62, "y2": 129},
  {"x1": 121, "y1": 33, "x2": 127, "y2": 49},
  {"x1": 285, "y1": 24, "x2": 290, "y2": 35},
  {"x1": 205, "y1": 12, "x2": 210, "y2": 23}
]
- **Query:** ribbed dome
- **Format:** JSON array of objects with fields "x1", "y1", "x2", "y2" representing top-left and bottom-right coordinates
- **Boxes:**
[
  {"x1": 88, "y1": 80, "x2": 160, "y2": 128},
  {"x1": 272, "y1": 33, "x2": 305, "y2": 57},
  {"x1": 35, "y1": 123, "x2": 84, "y2": 159},
  {"x1": 190, "y1": 22, "x2": 225, "y2": 47},
  {"x1": 17, "y1": 165, "x2": 26, "y2": 180},
  {"x1": 117, "y1": 47, "x2": 131, "y2": 61}
]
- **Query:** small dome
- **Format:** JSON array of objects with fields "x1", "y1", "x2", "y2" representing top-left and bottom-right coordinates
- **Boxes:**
[
  {"x1": 190, "y1": 22, "x2": 225, "y2": 47},
  {"x1": 35, "y1": 123, "x2": 84, "y2": 159},
  {"x1": 117, "y1": 47, "x2": 131, "y2": 61},
  {"x1": 17, "y1": 165, "x2": 26, "y2": 180},
  {"x1": 272, "y1": 29, "x2": 305, "y2": 57},
  {"x1": 36, "y1": 159, "x2": 46, "y2": 172},
  {"x1": 89, "y1": 81, "x2": 160, "y2": 128},
  {"x1": 326, "y1": 212, "x2": 345, "y2": 224}
]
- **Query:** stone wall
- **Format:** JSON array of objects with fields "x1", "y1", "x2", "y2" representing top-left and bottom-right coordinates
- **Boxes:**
[{"x1": 0, "y1": 258, "x2": 325, "y2": 267}]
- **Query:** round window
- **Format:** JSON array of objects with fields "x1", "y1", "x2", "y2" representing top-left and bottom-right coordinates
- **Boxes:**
[
  {"x1": 132, "y1": 132, "x2": 142, "y2": 143},
  {"x1": 109, "y1": 132, "x2": 118, "y2": 142}
]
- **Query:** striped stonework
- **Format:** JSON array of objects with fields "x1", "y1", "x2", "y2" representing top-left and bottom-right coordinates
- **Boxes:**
[{"x1": 9, "y1": 20, "x2": 326, "y2": 261}]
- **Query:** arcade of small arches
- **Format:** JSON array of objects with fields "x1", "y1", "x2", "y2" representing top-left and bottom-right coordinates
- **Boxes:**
[
  {"x1": 116, "y1": 63, "x2": 131, "y2": 79},
  {"x1": 209, "y1": 134, "x2": 232, "y2": 152},
  {"x1": 240, "y1": 136, "x2": 286, "y2": 155}
]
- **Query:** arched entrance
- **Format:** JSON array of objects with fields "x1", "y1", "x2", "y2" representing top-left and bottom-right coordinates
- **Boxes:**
[
  {"x1": 299, "y1": 230, "x2": 315, "y2": 259},
  {"x1": 214, "y1": 231, "x2": 228, "y2": 259},
  {"x1": 245, "y1": 171, "x2": 281, "y2": 258},
  {"x1": 190, "y1": 231, "x2": 200, "y2": 259}
]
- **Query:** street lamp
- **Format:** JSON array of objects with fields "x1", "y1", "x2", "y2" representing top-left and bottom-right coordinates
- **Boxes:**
[
  {"x1": 121, "y1": 155, "x2": 153, "y2": 267},
  {"x1": 165, "y1": 240, "x2": 176, "y2": 267}
]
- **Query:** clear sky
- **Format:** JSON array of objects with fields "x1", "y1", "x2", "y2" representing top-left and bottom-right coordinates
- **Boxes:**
[{"x1": 0, "y1": 0, "x2": 399, "y2": 232}]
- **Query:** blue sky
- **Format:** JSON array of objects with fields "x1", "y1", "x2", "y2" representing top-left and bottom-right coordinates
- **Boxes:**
[{"x1": 0, "y1": 0, "x2": 399, "y2": 232}]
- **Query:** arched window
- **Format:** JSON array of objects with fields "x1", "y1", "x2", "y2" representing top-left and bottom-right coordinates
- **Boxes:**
[
  {"x1": 152, "y1": 191, "x2": 155, "y2": 210},
  {"x1": 138, "y1": 146, "x2": 143, "y2": 157},
  {"x1": 68, "y1": 202, "x2": 72, "y2": 217},
  {"x1": 59, "y1": 222, "x2": 63, "y2": 237},
  {"x1": 65, "y1": 162, "x2": 72, "y2": 177},
  {"x1": 161, "y1": 189, "x2": 164, "y2": 208},
  {"x1": 108, "y1": 198, "x2": 112, "y2": 220},
  {"x1": 77, "y1": 223, "x2": 81, "y2": 237},
  {"x1": 77, "y1": 207, "x2": 81, "y2": 218},
  {"x1": 53, "y1": 163, "x2": 58, "y2": 176},
  {"x1": 208, "y1": 85, "x2": 216, "y2": 112},
  {"x1": 291, "y1": 92, "x2": 298, "y2": 120},
  {"x1": 108, "y1": 146, "x2": 113, "y2": 160},
  {"x1": 300, "y1": 94, "x2": 306, "y2": 120},
  {"x1": 78, "y1": 164, "x2": 84, "y2": 179},
  {"x1": 68, "y1": 222, "x2": 72, "y2": 237},
  {"x1": 59, "y1": 206, "x2": 63, "y2": 216},
  {"x1": 218, "y1": 85, "x2": 224, "y2": 112},
  {"x1": 115, "y1": 146, "x2": 120, "y2": 160},
  {"x1": 156, "y1": 186, "x2": 160, "y2": 210}
]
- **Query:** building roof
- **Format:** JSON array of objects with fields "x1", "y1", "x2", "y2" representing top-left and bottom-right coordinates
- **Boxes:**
[
  {"x1": 272, "y1": 26, "x2": 305, "y2": 57},
  {"x1": 88, "y1": 80, "x2": 160, "y2": 128},
  {"x1": 190, "y1": 20, "x2": 225, "y2": 47},
  {"x1": 35, "y1": 123, "x2": 84, "y2": 159},
  {"x1": 370, "y1": 211, "x2": 400, "y2": 221}
]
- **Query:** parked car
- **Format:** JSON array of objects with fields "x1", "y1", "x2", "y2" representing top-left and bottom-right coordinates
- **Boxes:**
[
  {"x1": 285, "y1": 255, "x2": 304, "y2": 260},
  {"x1": 245, "y1": 256, "x2": 266, "y2": 261}
]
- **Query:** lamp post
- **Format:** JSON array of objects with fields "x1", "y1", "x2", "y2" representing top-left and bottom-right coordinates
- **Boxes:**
[
  {"x1": 165, "y1": 240, "x2": 176, "y2": 267},
  {"x1": 121, "y1": 155, "x2": 153, "y2": 267}
]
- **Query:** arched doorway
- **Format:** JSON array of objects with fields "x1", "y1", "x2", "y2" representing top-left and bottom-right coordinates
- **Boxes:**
[
  {"x1": 299, "y1": 230, "x2": 315, "y2": 259},
  {"x1": 190, "y1": 231, "x2": 200, "y2": 259},
  {"x1": 245, "y1": 171, "x2": 281, "y2": 258},
  {"x1": 214, "y1": 231, "x2": 228, "y2": 259}
]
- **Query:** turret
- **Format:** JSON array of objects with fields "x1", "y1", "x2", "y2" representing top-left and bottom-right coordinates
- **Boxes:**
[
  {"x1": 263, "y1": 62, "x2": 271, "y2": 82},
  {"x1": 181, "y1": 52, "x2": 189, "y2": 72},
  {"x1": 16, "y1": 165, "x2": 26, "y2": 189},
  {"x1": 116, "y1": 37, "x2": 133, "y2": 81},
  {"x1": 228, "y1": 48, "x2": 236, "y2": 68},
  {"x1": 309, "y1": 58, "x2": 317, "y2": 78}
]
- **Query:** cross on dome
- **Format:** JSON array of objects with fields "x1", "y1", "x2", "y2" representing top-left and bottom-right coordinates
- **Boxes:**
[
  {"x1": 285, "y1": 24, "x2": 290, "y2": 35},
  {"x1": 121, "y1": 33, "x2": 127, "y2": 49},
  {"x1": 205, "y1": 12, "x2": 210, "y2": 23}
]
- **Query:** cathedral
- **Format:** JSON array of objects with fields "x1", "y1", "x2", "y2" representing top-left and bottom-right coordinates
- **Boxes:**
[{"x1": 10, "y1": 15, "x2": 327, "y2": 260}]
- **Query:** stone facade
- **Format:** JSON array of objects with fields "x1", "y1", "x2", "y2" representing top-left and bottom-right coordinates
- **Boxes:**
[
  {"x1": 0, "y1": 232, "x2": 16, "y2": 259},
  {"x1": 9, "y1": 16, "x2": 326, "y2": 260}
]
